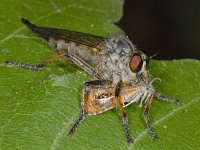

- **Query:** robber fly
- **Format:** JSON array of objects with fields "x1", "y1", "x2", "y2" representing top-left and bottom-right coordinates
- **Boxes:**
[{"x1": 6, "y1": 18, "x2": 180, "y2": 143}]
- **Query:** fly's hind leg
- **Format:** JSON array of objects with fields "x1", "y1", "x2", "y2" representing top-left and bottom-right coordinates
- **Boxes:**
[
  {"x1": 6, "y1": 52, "x2": 66, "y2": 70},
  {"x1": 115, "y1": 81, "x2": 133, "y2": 143},
  {"x1": 143, "y1": 95, "x2": 158, "y2": 140},
  {"x1": 6, "y1": 52, "x2": 101, "y2": 79}
]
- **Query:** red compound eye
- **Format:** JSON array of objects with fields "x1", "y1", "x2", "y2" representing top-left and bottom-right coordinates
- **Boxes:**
[{"x1": 130, "y1": 53, "x2": 143, "y2": 72}]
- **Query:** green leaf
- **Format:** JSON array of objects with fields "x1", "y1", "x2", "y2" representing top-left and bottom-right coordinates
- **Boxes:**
[{"x1": 0, "y1": 0, "x2": 200, "y2": 150}]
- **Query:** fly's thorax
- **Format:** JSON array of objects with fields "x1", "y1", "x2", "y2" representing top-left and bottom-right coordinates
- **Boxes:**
[{"x1": 100, "y1": 36, "x2": 149, "y2": 84}]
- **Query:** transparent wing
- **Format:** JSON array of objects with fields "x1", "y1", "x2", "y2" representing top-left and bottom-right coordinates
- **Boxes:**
[{"x1": 21, "y1": 18, "x2": 106, "y2": 48}]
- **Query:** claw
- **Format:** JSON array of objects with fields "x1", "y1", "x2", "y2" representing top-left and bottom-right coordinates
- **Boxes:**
[
  {"x1": 127, "y1": 137, "x2": 134, "y2": 144},
  {"x1": 152, "y1": 133, "x2": 158, "y2": 140},
  {"x1": 174, "y1": 99, "x2": 182, "y2": 105}
]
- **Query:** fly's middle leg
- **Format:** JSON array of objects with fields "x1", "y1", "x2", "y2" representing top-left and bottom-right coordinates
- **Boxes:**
[
  {"x1": 65, "y1": 54, "x2": 101, "y2": 79},
  {"x1": 115, "y1": 81, "x2": 133, "y2": 143}
]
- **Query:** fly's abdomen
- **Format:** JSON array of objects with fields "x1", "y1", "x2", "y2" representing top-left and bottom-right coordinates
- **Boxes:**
[{"x1": 49, "y1": 38, "x2": 103, "y2": 67}]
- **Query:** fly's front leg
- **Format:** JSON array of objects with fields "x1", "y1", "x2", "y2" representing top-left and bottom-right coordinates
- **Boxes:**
[
  {"x1": 68, "y1": 109, "x2": 87, "y2": 136},
  {"x1": 155, "y1": 93, "x2": 181, "y2": 105},
  {"x1": 115, "y1": 81, "x2": 133, "y2": 143},
  {"x1": 6, "y1": 52, "x2": 66, "y2": 70},
  {"x1": 143, "y1": 95, "x2": 158, "y2": 140}
]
